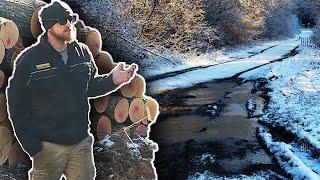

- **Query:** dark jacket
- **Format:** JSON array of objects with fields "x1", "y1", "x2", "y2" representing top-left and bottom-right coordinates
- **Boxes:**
[{"x1": 7, "y1": 34, "x2": 118, "y2": 157}]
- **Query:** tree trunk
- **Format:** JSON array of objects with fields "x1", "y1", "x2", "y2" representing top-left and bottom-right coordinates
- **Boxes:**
[{"x1": 64, "y1": 0, "x2": 147, "y2": 64}]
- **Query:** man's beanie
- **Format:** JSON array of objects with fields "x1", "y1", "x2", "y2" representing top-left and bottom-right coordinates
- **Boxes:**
[{"x1": 39, "y1": 1, "x2": 74, "y2": 31}]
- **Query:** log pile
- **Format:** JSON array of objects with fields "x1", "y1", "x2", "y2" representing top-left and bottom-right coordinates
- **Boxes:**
[
  {"x1": 0, "y1": 1, "x2": 47, "y2": 166},
  {"x1": 0, "y1": 16, "x2": 28, "y2": 166},
  {"x1": 0, "y1": 94, "x2": 26, "y2": 166},
  {"x1": 0, "y1": 0, "x2": 48, "y2": 46},
  {"x1": 91, "y1": 55, "x2": 159, "y2": 140},
  {"x1": 75, "y1": 20, "x2": 159, "y2": 140}
]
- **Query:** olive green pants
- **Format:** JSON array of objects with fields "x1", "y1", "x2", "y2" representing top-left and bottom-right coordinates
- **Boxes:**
[{"x1": 28, "y1": 135, "x2": 96, "y2": 180}]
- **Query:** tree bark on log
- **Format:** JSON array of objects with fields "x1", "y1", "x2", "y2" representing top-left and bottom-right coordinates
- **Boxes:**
[
  {"x1": 8, "y1": 142, "x2": 26, "y2": 166},
  {"x1": 0, "y1": 126, "x2": 12, "y2": 165},
  {"x1": 64, "y1": 0, "x2": 148, "y2": 64},
  {"x1": 0, "y1": 0, "x2": 41, "y2": 46}
]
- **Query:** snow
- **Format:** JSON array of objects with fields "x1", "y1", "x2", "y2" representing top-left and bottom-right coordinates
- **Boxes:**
[
  {"x1": 143, "y1": 39, "x2": 287, "y2": 78},
  {"x1": 98, "y1": 135, "x2": 115, "y2": 147},
  {"x1": 187, "y1": 170, "x2": 286, "y2": 180},
  {"x1": 192, "y1": 153, "x2": 215, "y2": 165},
  {"x1": 257, "y1": 127, "x2": 320, "y2": 180},
  {"x1": 240, "y1": 43, "x2": 320, "y2": 152},
  {"x1": 148, "y1": 35, "x2": 299, "y2": 94},
  {"x1": 239, "y1": 29, "x2": 320, "y2": 178}
]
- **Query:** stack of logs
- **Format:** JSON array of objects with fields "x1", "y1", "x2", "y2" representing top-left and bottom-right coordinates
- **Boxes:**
[
  {"x1": 0, "y1": 0, "x2": 159, "y2": 167},
  {"x1": 0, "y1": 0, "x2": 48, "y2": 167},
  {"x1": 0, "y1": 18, "x2": 27, "y2": 167},
  {"x1": 75, "y1": 20, "x2": 159, "y2": 140}
]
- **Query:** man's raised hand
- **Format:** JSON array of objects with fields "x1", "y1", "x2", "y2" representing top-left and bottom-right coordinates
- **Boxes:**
[{"x1": 112, "y1": 62, "x2": 138, "y2": 85}]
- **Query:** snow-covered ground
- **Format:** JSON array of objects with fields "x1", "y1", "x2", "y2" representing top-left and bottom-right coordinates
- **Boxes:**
[
  {"x1": 240, "y1": 44, "x2": 320, "y2": 152},
  {"x1": 147, "y1": 33, "x2": 301, "y2": 94},
  {"x1": 239, "y1": 29, "x2": 320, "y2": 178},
  {"x1": 187, "y1": 170, "x2": 286, "y2": 180},
  {"x1": 257, "y1": 128, "x2": 320, "y2": 180}
]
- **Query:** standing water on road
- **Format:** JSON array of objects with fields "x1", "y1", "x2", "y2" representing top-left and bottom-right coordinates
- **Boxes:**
[{"x1": 150, "y1": 80, "x2": 286, "y2": 179}]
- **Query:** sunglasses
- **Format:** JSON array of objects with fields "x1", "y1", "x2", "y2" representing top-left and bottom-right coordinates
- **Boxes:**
[{"x1": 46, "y1": 15, "x2": 78, "y2": 25}]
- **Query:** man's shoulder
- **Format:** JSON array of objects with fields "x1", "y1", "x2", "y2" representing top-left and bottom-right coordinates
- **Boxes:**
[
  {"x1": 73, "y1": 41, "x2": 91, "y2": 53},
  {"x1": 15, "y1": 46, "x2": 40, "y2": 66}
]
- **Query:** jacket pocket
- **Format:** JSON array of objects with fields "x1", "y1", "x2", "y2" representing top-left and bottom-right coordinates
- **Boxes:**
[{"x1": 27, "y1": 68, "x2": 58, "y2": 97}]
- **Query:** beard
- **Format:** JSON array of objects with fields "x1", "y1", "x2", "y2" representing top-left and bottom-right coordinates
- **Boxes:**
[{"x1": 49, "y1": 26, "x2": 76, "y2": 43}]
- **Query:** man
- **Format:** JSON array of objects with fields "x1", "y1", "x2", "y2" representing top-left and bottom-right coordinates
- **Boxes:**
[{"x1": 6, "y1": 1, "x2": 137, "y2": 179}]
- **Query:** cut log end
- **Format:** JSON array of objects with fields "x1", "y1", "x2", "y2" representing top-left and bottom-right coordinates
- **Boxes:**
[
  {"x1": 31, "y1": 6, "x2": 44, "y2": 39},
  {"x1": 0, "y1": 70, "x2": 5, "y2": 89},
  {"x1": 114, "y1": 99, "x2": 129, "y2": 123},
  {"x1": 94, "y1": 95, "x2": 109, "y2": 113},
  {"x1": 0, "y1": 18, "x2": 19, "y2": 49},
  {"x1": 134, "y1": 74, "x2": 146, "y2": 97},
  {"x1": 94, "y1": 51, "x2": 114, "y2": 74},
  {"x1": 0, "y1": 39, "x2": 5, "y2": 64},
  {"x1": 96, "y1": 116, "x2": 112, "y2": 140},
  {"x1": 9, "y1": 35, "x2": 25, "y2": 70},
  {"x1": 144, "y1": 97, "x2": 159, "y2": 122},
  {"x1": 120, "y1": 80, "x2": 138, "y2": 98},
  {"x1": 85, "y1": 29, "x2": 102, "y2": 57},
  {"x1": 129, "y1": 98, "x2": 145, "y2": 123},
  {"x1": 8, "y1": 142, "x2": 26, "y2": 166},
  {"x1": 0, "y1": 126, "x2": 12, "y2": 165}
]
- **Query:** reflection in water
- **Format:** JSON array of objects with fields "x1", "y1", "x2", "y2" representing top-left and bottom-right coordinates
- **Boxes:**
[{"x1": 151, "y1": 81, "x2": 276, "y2": 178}]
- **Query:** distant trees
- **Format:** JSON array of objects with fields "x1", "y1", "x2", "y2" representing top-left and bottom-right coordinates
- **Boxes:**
[
  {"x1": 263, "y1": 0, "x2": 298, "y2": 38},
  {"x1": 203, "y1": 0, "x2": 266, "y2": 45},
  {"x1": 85, "y1": 0, "x2": 305, "y2": 53},
  {"x1": 204, "y1": 0, "x2": 298, "y2": 45},
  {"x1": 295, "y1": 0, "x2": 320, "y2": 46},
  {"x1": 118, "y1": 0, "x2": 218, "y2": 53}
]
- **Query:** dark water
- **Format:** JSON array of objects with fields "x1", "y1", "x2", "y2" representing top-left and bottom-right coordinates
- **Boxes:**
[{"x1": 150, "y1": 80, "x2": 283, "y2": 179}]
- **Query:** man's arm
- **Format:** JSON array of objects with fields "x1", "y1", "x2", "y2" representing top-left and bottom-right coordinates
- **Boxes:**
[
  {"x1": 84, "y1": 46, "x2": 137, "y2": 98},
  {"x1": 86, "y1": 58, "x2": 119, "y2": 97},
  {"x1": 7, "y1": 55, "x2": 43, "y2": 157}
]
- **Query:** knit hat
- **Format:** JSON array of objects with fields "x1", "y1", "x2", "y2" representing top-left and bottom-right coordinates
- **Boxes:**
[{"x1": 39, "y1": 1, "x2": 76, "y2": 31}]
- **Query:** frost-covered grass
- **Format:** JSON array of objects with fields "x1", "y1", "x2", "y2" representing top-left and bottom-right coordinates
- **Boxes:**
[{"x1": 257, "y1": 127, "x2": 320, "y2": 179}]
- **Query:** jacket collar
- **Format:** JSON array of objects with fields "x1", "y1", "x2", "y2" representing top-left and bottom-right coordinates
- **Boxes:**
[{"x1": 39, "y1": 33, "x2": 77, "y2": 55}]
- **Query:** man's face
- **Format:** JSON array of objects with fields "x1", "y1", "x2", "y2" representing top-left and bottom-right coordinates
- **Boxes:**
[{"x1": 48, "y1": 18, "x2": 77, "y2": 43}]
